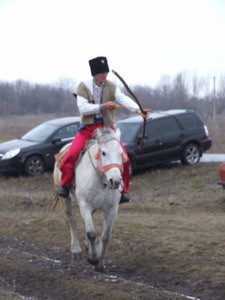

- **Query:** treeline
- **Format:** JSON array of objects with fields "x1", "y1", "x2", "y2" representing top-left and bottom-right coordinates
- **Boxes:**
[
  {"x1": 1, "y1": 73, "x2": 225, "y2": 120},
  {"x1": 131, "y1": 73, "x2": 225, "y2": 121},
  {"x1": 0, "y1": 79, "x2": 77, "y2": 116}
]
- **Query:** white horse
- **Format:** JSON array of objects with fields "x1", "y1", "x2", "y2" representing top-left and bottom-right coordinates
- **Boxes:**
[{"x1": 53, "y1": 127, "x2": 128, "y2": 271}]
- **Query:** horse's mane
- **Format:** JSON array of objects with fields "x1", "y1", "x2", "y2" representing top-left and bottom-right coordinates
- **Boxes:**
[
  {"x1": 85, "y1": 127, "x2": 116, "y2": 150},
  {"x1": 95, "y1": 127, "x2": 116, "y2": 142}
]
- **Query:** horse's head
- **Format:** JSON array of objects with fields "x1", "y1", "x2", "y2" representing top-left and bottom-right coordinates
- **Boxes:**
[{"x1": 93, "y1": 127, "x2": 128, "y2": 189}]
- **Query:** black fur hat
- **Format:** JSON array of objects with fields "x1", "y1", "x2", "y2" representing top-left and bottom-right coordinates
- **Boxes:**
[{"x1": 89, "y1": 56, "x2": 109, "y2": 76}]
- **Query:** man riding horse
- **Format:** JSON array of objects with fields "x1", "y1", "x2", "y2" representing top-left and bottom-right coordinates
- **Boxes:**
[{"x1": 57, "y1": 56, "x2": 150, "y2": 203}]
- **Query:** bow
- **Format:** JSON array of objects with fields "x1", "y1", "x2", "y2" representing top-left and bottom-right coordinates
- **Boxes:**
[{"x1": 112, "y1": 70, "x2": 146, "y2": 151}]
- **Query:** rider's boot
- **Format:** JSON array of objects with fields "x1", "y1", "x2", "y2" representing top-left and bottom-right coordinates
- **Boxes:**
[
  {"x1": 119, "y1": 192, "x2": 130, "y2": 204},
  {"x1": 57, "y1": 186, "x2": 69, "y2": 198}
]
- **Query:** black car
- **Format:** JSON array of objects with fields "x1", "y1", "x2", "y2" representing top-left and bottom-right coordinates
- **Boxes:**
[
  {"x1": 115, "y1": 109, "x2": 212, "y2": 174},
  {"x1": 0, "y1": 117, "x2": 80, "y2": 176}
]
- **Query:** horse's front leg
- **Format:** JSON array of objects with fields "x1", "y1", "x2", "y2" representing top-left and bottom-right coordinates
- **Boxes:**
[
  {"x1": 64, "y1": 197, "x2": 82, "y2": 260},
  {"x1": 79, "y1": 205, "x2": 99, "y2": 266},
  {"x1": 96, "y1": 206, "x2": 118, "y2": 272}
]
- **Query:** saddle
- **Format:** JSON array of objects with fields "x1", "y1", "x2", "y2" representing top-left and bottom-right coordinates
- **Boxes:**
[
  {"x1": 54, "y1": 128, "x2": 113, "y2": 170},
  {"x1": 54, "y1": 142, "x2": 89, "y2": 170},
  {"x1": 54, "y1": 144, "x2": 71, "y2": 169}
]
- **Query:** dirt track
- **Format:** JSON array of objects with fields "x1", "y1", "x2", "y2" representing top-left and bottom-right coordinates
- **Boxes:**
[{"x1": 0, "y1": 234, "x2": 216, "y2": 300}]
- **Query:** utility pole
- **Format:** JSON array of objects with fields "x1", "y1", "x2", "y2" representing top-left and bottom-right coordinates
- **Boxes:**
[{"x1": 213, "y1": 76, "x2": 216, "y2": 121}]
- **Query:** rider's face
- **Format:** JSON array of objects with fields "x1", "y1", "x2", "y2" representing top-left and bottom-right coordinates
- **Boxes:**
[{"x1": 93, "y1": 72, "x2": 108, "y2": 86}]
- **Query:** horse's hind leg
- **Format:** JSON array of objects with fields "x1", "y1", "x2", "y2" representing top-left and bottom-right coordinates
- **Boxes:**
[{"x1": 64, "y1": 197, "x2": 82, "y2": 259}]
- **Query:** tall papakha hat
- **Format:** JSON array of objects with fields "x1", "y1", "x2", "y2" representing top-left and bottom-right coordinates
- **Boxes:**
[{"x1": 89, "y1": 56, "x2": 109, "y2": 76}]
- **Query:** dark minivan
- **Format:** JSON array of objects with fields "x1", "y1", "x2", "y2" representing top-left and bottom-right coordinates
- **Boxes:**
[{"x1": 115, "y1": 109, "x2": 212, "y2": 174}]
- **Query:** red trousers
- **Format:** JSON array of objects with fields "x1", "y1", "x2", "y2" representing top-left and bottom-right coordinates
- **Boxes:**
[{"x1": 59, "y1": 123, "x2": 130, "y2": 193}]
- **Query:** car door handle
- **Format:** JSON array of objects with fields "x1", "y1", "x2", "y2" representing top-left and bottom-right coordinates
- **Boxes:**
[{"x1": 155, "y1": 139, "x2": 162, "y2": 145}]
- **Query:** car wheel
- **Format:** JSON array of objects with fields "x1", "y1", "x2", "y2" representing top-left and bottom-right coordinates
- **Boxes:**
[
  {"x1": 24, "y1": 155, "x2": 45, "y2": 176},
  {"x1": 181, "y1": 143, "x2": 200, "y2": 165}
]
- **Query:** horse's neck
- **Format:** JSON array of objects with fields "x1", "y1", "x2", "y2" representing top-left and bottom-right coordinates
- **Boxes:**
[
  {"x1": 77, "y1": 142, "x2": 98, "y2": 169},
  {"x1": 87, "y1": 141, "x2": 98, "y2": 155},
  {"x1": 75, "y1": 142, "x2": 101, "y2": 189}
]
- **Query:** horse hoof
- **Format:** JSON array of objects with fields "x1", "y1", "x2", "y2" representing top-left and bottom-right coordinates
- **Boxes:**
[
  {"x1": 72, "y1": 253, "x2": 82, "y2": 261},
  {"x1": 94, "y1": 265, "x2": 104, "y2": 272},
  {"x1": 87, "y1": 257, "x2": 99, "y2": 266}
]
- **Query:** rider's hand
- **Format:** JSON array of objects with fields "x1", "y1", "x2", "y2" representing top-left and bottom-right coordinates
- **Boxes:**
[
  {"x1": 136, "y1": 108, "x2": 152, "y2": 118},
  {"x1": 101, "y1": 101, "x2": 117, "y2": 110}
]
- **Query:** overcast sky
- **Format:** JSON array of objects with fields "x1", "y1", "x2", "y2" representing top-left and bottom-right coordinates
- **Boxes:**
[{"x1": 0, "y1": 0, "x2": 225, "y2": 87}]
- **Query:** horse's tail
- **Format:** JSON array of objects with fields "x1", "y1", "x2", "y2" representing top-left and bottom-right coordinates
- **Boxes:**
[{"x1": 48, "y1": 190, "x2": 63, "y2": 211}]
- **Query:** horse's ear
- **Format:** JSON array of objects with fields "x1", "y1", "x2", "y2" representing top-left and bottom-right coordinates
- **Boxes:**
[
  {"x1": 114, "y1": 128, "x2": 121, "y2": 140},
  {"x1": 94, "y1": 149, "x2": 100, "y2": 160}
]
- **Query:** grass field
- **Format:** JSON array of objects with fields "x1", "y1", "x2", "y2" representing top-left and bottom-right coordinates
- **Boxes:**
[
  {"x1": 0, "y1": 114, "x2": 225, "y2": 300},
  {"x1": 1, "y1": 163, "x2": 225, "y2": 299}
]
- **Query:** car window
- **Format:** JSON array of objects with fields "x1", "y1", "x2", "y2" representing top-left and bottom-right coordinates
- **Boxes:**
[
  {"x1": 21, "y1": 124, "x2": 59, "y2": 142},
  {"x1": 146, "y1": 117, "x2": 180, "y2": 139},
  {"x1": 176, "y1": 113, "x2": 201, "y2": 130},
  {"x1": 146, "y1": 121, "x2": 160, "y2": 138},
  {"x1": 115, "y1": 122, "x2": 140, "y2": 143},
  {"x1": 157, "y1": 118, "x2": 180, "y2": 135},
  {"x1": 53, "y1": 123, "x2": 79, "y2": 140}
]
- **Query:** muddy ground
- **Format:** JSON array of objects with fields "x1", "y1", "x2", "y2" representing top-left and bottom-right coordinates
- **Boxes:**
[
  {"x1": 1, "y1": 163, "x2": 225, "y2": 300},
  {"x1": 0, "y1": 235, "x2": 210, "y2": 300}
]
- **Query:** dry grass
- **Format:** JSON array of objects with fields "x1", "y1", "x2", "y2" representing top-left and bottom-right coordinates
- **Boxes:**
[
  {"x1": 0, "y1": 114, "x2": 225, "y2": 299},
  {"x1": 1, "y1": 163, "x2": 225, "y2": 298},
  {"x1": 205, "y1": 114, "x2": 225, "y2": 153},
  {"x1": 0, "y1": 113, "x2": 67, "y2": 142},
  {"x1": 0, "y1": 289, "x2": 23, "y2": 300}
]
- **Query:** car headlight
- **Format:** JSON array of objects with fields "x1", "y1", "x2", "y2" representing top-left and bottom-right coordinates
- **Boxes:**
[{"x1": 2, "y1": 148, "x2": 20, "y2": 160}]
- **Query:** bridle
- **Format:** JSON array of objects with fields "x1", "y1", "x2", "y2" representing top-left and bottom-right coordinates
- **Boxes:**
[
  {"x1": 87, "y1": 138, "x2": 128, "y2": 188},
  {"x1": 93, "y1": 138, "x2": 128, "y2": 173}
]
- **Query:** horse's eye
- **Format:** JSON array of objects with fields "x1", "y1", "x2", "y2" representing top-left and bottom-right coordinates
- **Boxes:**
[{"x1": 102, "y1": 151, "x2": 106, "y2": 156}]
